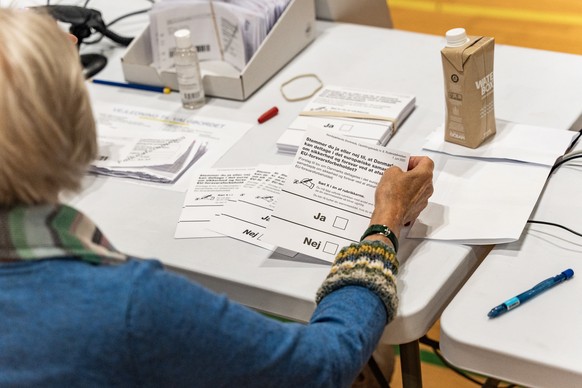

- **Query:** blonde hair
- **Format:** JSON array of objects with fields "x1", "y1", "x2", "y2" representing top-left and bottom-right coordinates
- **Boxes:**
[{"x1": 0, "y1": 8, "x2": 97, "y2": 206}]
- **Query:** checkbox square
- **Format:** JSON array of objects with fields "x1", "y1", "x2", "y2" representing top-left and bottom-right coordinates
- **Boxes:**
[
  {"x1": 333, "y1": 216, "x2": 348, "y2": 230},
  {"x1": 323, "y1": 241, "x2": 339, "y2": 255},
  {"x1": 340, "y1": 124, "x2": 354, "y2": 132}
]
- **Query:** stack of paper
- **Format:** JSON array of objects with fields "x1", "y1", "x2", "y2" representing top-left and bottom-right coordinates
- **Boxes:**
[
  {"x1": 408, "y1": 121, "x2": 576, "y2": 244},
  {"x1": 175, "y1": 164, "x2": 289, "y2": 250},
  {"x1": 209, "y1": 164, "x2": 288, "y2": 249},
  {"x1": 175, "y1": 167, "x2": 257, "y2": 238},
  {"x1": 277, "y1": 85, "x2": 415, "y2": 154},
  {"x1": 149, "y1": 0, "x2": 292, "y2": 72},
  {"x1": 90, "y1": 128, "x2": 205, "y2": 184},
  {"x1": 88, "y1": 101, "x2": 253, "y2": 188}
]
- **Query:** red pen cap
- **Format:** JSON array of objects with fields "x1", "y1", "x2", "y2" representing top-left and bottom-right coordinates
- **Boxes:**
[{"x1": 258, "y1": 106, "x2": 279, "y2": 123}]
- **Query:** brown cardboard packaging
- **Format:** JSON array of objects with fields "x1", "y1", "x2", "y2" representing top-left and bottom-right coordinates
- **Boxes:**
[{"x1": 442, "y1": 32, "x2": 496, "y2": 148}]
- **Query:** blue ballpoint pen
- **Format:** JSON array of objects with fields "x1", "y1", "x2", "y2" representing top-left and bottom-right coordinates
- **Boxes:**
[
  {"x1": 92, "y1": 79, "x2": 171, "y2": 94},
  {"x1": 487, "y1": 269, "x2": 574, "y2": 318}
]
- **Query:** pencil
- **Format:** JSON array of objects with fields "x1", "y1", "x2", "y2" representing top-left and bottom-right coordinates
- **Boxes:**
[{"x1": 92, "y1": 79, "x2": 171, "y2": 94}]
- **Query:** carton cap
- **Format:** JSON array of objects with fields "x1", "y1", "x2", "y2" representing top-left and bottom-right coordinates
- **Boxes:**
[
  {"x1": 446, "y1": 28, "x2": 470, "y2": 47},
  {"x1": 174, "y1": 29, "x2": 192, "y2": 49}
]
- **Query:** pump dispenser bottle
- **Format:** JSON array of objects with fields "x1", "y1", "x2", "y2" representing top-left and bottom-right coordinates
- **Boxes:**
[{"x1": 173, "y1": 29, "x2": 205, "y2": 109}]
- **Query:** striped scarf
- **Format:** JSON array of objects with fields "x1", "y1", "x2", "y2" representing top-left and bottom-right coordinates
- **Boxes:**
[{"x1": 0, "y1": 204, "x2": 126, "y2": 264}]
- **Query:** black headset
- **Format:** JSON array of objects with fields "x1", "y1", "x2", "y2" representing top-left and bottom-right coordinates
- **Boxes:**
[{"x1": 36, "y1": 5, "x2": 134, "y2": 78}]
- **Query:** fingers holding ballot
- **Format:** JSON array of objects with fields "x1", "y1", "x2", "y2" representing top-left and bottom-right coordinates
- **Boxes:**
[{"x1": 370, "y1": 156, "x2": 435, "y2": 238}]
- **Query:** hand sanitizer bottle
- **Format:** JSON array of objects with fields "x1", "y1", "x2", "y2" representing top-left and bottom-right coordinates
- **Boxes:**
[{"x1": 173, "y1": 29, "x2": 205, "y2": 109}]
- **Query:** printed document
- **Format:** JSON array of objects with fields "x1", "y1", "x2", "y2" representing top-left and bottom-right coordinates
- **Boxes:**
[
  {"x1": 209, "y1": 165, "x2": 289, "y2": 250},
  {"x1": 91, "y1": 128, "x2": 201, "y2": 183},
  {"x1": 264, "y1": 129, "x2": 409, "y2": 262},
  {"x1": 277, "y1": 85, "x2": 415, "y2": 154},
  {"x1": 150, "y1": 0, "x2": 290, "y2": 71},
  {"x1": 92, "y1": 102, "x2": 252, "y2": 190},
  {"x1": 150, "y1": 2, "x2": 221, "y2": 69},
  {"x1": 175, "y1": 167, "x2": 256, "y2": 238}
]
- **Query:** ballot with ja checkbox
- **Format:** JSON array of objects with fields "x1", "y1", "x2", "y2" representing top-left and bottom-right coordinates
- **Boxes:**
[{"x1": 333, "y1": 216, "x2": 349, "y2": 230}]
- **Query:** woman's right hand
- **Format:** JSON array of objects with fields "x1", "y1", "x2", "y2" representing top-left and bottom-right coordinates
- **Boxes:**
[{"x1": 369, "y1": 156, "x2": 434, "y2": 239}]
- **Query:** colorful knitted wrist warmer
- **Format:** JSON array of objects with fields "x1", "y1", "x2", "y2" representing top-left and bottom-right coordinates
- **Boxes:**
[{"x1": 315, "y1": 240, "x2": 399, "y2": 324}]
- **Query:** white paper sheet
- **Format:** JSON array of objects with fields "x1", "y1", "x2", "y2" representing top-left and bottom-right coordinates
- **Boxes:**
[
  {"x1": 150, "y1": 0, "x2": 290, "y2": 71},
  {"x1": 95, "y1": 129, "x2": 197, "y2": 167},
  {"x1": 411, "y1": 120, "x2": 574, "y2": 243},
  {"x1": 175, "y1": 167, "x2": 256, "y2": 238},
  {"x1": 264, "y1": 129, "x2": 409, "y2": 262},
  {"x1": 424, "y1": 121, "x2": 574, "y2": 166},
  {"x1": 92, "y1": 102, "x2": 253, "y2": 190},
  {"x1": 214, "y1": 2, "x2": 262, "y2": 71},
  {"x1": 209, "y1": 164, "x2": 289, "y2": 250},
  {"x1": 150, "y1": 3, "x2": 221, "y2": 70},
  {"x1": 276, "y1": 85, "x2": 415, "y2": 154},
  {"x1": 91, "y1": 129, "x2": 201, "y2": 183},
  {"x1": 408, "y1": 157, "x2": 550, "y2": 244},
  {"x1": 299, "y1": 85, "x2": 416, "y2": 123}
]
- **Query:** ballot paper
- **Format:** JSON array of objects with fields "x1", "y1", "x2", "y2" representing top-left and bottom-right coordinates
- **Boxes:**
[
  {"x1": 264, "y1": 129, "x2": 409, "y2": 262},
  {"x1": 408, "y1": 121, "x2": 575, "y2": 243},
  {"x1": 150, "y1": 0, "x2": 290, "y2": 71},
  {"x1": 215, "y1": 2, "x2": 263, "y2": 69},
  {"x1": 208, "y1": 164, "x2": 289, "y2": 249},
  {"x1": 91, "y1": 128, "x2": 202, "y2": 183},
  {"x1": 90, "y1": 102, "x2": 252, "y2": 189},
  {"x1": 277, "y1": 85, "x2": 415, "y2": 154},
  {"x1": 175, "y1": 167, "x2": 256, "y2": 238}
]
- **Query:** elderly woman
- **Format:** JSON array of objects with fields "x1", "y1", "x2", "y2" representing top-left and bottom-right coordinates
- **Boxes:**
[{"x1": 0, "y1": 8, "x2": 434, "y2": 388}]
